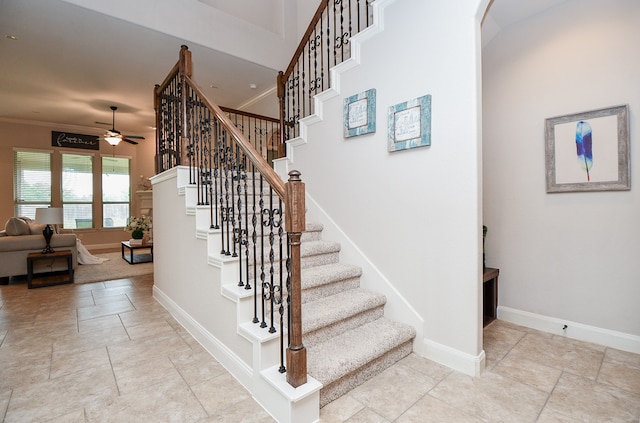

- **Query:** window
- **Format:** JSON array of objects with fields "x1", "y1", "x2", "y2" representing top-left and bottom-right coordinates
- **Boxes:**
[
  {"x1": 13, "y1": 149, "x2": 131, "y2": 229},
  {"x1": 13, "y1": 150, "x2": 52, "y2": 219},
  {"x1": 62, "y1": 153, "x2": 93, "y2": 229},
  {"x1": 102, "y1": 156, "x2": 130, "y2": 228}
]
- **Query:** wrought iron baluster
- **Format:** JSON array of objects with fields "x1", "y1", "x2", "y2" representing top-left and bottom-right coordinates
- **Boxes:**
[
  {"x1": 211, "y1": 117, "x2": 220, "y2": 229},
  {"x1": 258, "y1": 176, "x2": 267, "y2": 328}
]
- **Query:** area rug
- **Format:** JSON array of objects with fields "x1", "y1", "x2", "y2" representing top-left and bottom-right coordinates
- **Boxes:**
[{"x1": 74, "y1": 252, "x2": 153, "y2": 284}]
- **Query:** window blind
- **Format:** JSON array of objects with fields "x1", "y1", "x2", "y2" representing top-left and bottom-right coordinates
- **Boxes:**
[{"x1": 13, "y1": 150, "x2": 52, "y2": 218}]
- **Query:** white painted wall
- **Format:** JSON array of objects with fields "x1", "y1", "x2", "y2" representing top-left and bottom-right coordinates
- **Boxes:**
[
  {"x1": 285, "y1": 0, "x2": 487, "y2": 369},
  {"x1": 483, "y1": 0, "x2": 640, "y2": 339}
]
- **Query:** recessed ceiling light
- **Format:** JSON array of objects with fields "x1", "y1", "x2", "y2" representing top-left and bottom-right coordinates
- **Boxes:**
[
  {"x1": 209, "y1": 84, "x2": 218, "y2": 89},
  {"x1": 249, "y1": 83, "x2": 257, "y2": 89},
  {"x1": 5, "y1": 35, "x2": 18, "y2": 40}
]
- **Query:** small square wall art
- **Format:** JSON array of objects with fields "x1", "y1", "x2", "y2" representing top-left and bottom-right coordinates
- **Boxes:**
[
  {"x1": 387, "y1": 94, "x2": 431, "y2": 152},
  {"x1": 343, "y1": 89, "x2": 376, "y2": 138}
]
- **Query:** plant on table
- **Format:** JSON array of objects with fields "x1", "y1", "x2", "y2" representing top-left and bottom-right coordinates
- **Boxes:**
[{"x1": 125, "y1": 215, "x2": 152, "y2": 240}]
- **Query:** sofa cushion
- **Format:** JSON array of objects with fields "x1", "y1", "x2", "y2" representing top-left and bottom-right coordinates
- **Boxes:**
[
  {"x1": 5, "y1": 218, "x2": 30, "y2": 236},
  {"x1": 0, "y1": 233, "x2": 77, "y2": 253}
]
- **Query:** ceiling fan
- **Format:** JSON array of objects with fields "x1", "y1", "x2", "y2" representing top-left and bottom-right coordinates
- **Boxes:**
[{"x1": 101, "y1": 106, "x2": 145, "y2": 146}]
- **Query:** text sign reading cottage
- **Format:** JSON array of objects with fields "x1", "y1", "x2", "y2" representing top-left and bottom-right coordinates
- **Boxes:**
[{"x1": 52, "y1": 131, "x2": 100, "y2": 150}]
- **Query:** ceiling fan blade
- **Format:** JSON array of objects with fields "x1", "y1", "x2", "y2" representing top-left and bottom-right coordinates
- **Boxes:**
[
  {"x1": 124, "y1": 135, "x2": 145, "y2": 140},
  {"x1": 123, "y1": 138, "x2": 139, "y2": 145}
]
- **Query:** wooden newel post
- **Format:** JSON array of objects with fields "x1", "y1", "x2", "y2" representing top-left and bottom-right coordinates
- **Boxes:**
[
  {"x1": 285, "y1": 170, "x2": 307, "y2": 387},
  {"x1": 179, "y1": 45, "x2": 192, "y2": 166}
]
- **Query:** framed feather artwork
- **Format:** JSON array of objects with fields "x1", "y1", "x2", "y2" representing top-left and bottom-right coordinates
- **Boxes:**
[{"x1": 544, "y1": 104, "x2": 630, "y2": 193}]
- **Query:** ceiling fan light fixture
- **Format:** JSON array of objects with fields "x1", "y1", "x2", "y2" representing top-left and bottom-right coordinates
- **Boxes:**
[
  {"x1": 104, "y1": 106, "x2": 123, "y2": 146},
  {"x1": 105, "y1": 134, "x2": 122, "y2": 146}
]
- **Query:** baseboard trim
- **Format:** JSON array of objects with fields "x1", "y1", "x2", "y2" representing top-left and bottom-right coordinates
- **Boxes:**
[
  {"x1": 152, "y1": 285, "x2": 254, "y2": 388},
  {"x1": 498, "y1": 306, "x2": 640, "y2": 354},
  {"x1": 423, "y1": 339, "x2": 485, "y2": 377}
]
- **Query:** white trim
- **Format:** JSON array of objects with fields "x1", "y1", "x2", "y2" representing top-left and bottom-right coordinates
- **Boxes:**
[
  {"x1": 423, "y1": 339, "x2": 486, "y2": 377},
  {"x1": 498, "y1": 306, "x2": 640, "y2": 354},
  {"x1": 150, "y1": 166, "x2": 180, "y2": 185}
]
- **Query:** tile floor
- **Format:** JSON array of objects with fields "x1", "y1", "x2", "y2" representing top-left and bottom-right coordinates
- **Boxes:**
[{"x1": 1, "y1": 275, "x2": 639, "y2": 422}]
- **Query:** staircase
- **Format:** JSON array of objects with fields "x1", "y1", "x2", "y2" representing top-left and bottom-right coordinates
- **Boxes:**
[
  {"x1": 186, "y1": 172, "x2": 416, "y2": 407},
  {"x1": 296, "y1": 223, "x2": 415, "y2": 406}
]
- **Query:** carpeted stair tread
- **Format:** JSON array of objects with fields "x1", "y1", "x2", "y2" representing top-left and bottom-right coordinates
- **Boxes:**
[
  {"x1": 300, "y1": 240, "x2": 341, "y2": 256},
  {"x1": 301, "y1": 263, "x2": 362, "y2": 290},
  {"x1": 306, "y1": 318, "x2": 416, "y2": 386},
  {"x1": 302, "y1": 288, "x2": 385, "y2": 333}
]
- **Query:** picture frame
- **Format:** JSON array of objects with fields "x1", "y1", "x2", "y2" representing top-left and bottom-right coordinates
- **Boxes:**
[
  {"x1": 387, "y1": 94, "x2": 431, "y2": 152},
  {"x1": 343, "y1": 89, "x2": 376, "y2": 138},
  {"x1": 544, "y1": 104, "x2": 630, "y2": 193}
]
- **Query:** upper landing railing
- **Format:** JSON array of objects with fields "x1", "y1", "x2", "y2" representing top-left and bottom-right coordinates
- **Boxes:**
[
  {"x1": 154, "y1": 45, "x2": 307, "y2": 388},
  {"x1": 277, "y1": 0, "x2": 374, "y2": 145}
]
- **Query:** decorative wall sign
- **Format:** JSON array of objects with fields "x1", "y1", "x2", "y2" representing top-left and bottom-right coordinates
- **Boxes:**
[
  {"x1": 387, "y1": 94, "x2": 431, "y2": 152},
  {"x1": 544, "y1": 104, "x2": 629, "y2": 192},
  {"x1": 343, "y1": 89, "x2": 376, "y2": 138},
  {"x1": 52, "y1": 131, "x2": 100, "y2": 150}
]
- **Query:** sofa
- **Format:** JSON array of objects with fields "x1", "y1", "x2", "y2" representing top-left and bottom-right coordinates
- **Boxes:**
[{"x1": 0, "y1": 217, "x2": 77, "y2": 283}]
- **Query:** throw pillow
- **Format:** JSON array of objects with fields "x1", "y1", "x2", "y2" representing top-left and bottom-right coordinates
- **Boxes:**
[
  {"x1": 28, "y1": 222, "x2": 46, "y2": 235},
  {"x1": 5, "y1": 217, "x2": 30, "y2": 236}
]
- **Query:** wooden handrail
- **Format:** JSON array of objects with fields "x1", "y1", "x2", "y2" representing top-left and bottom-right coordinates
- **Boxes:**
[
  {"x1": 220, "y1": 106, "x2": 279, "y2": 123},
  {"x1": 282, "y1": 0, "x2": 329, "y2": 81}
]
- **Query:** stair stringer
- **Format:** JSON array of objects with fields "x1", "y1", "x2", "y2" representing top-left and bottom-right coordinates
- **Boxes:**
[
  {"x1": 273, "y1": 0, "x2": 424, "y2": 355},
  {"x1": 152, "y1": 166, "x2": 322, "y2": 423}
]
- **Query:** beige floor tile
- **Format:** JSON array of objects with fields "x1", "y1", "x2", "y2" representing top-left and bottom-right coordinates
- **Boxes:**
[
  {"x1": 492, "y1": 353, "x2": 562, "y2": 393},
  {"x1": 84, "y1": 376, "x2": 207, "y2": 423},
  {"x1": 4, "y1": 365, "x2": 117, "y2": 422},
  {"x1": 605, "y1": 347, "x2": 640, "y2": 370},
  {"x1": 77, "y1": 299, "x2": 134, "y2": 321},
  {"x1": 123, "y1": 318, "x2": 177, "y2": 340},
  {"x1": 107, "y1": 331, "x2": 191, "y2": 371},
  {"x1": 398, "y1": 353, "x2": 453, "y2": 382},
  {"x1": 598, "y1": 360, "x2": 640, "y2": 394},
  {"x1": 482, "y1": 321, "x2": 526, "y2": 369},
  {"x1": 0, "y1": 343, "x2": 52, "y2": 390},
  {"x1": 429, "y1": 371, "x2": 548, "y2": 422},
  {"x1": 545, "y1": 372, "x2": 640, "y2": 422},
  {"x1": 508, "y1": 333, "x2": 604, "y2": 379},
  {"x1": 77, "y1": 314, "x2": 123, "y2": 333},
  {"x1": 536, "y1": 407, "x2": 586, "y2": 423},
  {"x1": 170, "y1": 348, "x2": 227, "y2": 386},
  {"x1": 207, "y1": 398, "x2": 276, "y2": 422},
  {"x1": 0, "y1": 389, "x2": 11, "y2": 421},
  {"x1": 319, "y1": 394, "x2": 365, "y2": 422},
  {"x1": 92, "y1": 292, "x2": 131, "y2": 306},
  {"x1": 396, "y1": 395, "x2": 484, "y2": 423},
  {"x1": 113, "y1": 355, "x2": 184, "y2": 395},
  {"x1": 118, "y1": 307, "x2": 171, "y2": 328},
  {"x1": 53, "y1": 325, "x2": 130, "y2": 355},
  {"x1": 50, "y1": 346, "x2": 111, "y2": 379},
  {"x1": 345, "y1": 408, "x2": 390, "y2": 423},
  {"x1": 349, "y1": 357, "x2": 436, "y2": 421},
  {"x1": 190, "y1": 372, "x2": 252, "y2": 415},
  {"x1": 1, "y1": 322, "x2": 75, "y2": 350},
  {"x1": 47, "y1": 408, "x2": 87, "y2": 423}
]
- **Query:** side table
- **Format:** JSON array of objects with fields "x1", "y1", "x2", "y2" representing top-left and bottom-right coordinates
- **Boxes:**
[
  {"x1": 121, "y1": 241, "x2": 154, "y2": 264},
  {"x1": 483, "y1": 267, "x2": 499, "y2": 327},
  {"x1": 27, "y1": 250, "x2": 74, "y2": 289}
]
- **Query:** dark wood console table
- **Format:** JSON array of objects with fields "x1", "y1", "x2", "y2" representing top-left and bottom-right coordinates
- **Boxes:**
[
  {"x1": 483, "y1": 267, "x2": 499, "y2": 327},
  {"x1": 27, "y1": 250, "x2": 74, "y2": 289}
]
